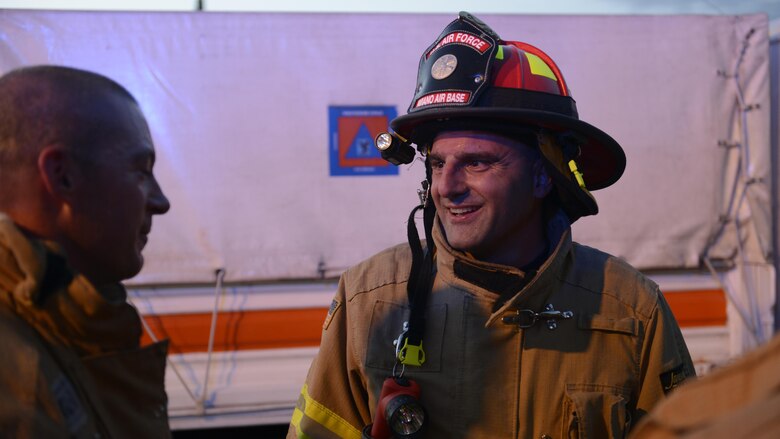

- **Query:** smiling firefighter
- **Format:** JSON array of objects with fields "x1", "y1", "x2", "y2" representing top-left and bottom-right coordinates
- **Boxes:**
[{"x1": 289, "y1": 12, "x2": 694, "y2": 439}]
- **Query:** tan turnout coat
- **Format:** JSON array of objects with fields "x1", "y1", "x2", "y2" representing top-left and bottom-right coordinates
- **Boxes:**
[
  {"x1": 0, "y1": 214, "x2": 171, "y2": 439},
  {"x1": 289, "y1": 219, "x2": 695, "y2": 439}
]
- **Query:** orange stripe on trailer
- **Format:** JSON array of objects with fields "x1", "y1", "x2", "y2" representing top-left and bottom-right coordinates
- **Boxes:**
[
  {"x1": 662, "y1": 289, "x2": 726, "y2": 327},
  {"x1": 140, "y1": 290, "x2": 726, "y2": 353},
  {"x1": 141, "y1": 307, "x2": 328, "y2": 354}
]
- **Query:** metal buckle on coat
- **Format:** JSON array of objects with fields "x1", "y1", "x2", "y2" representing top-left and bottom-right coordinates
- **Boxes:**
[
  {"x1": 392, "y1": 321, "x2": 409, "y2": 377},
  {"x1": 417, "y1": 180, "x2": 430, "y2": 207},
  {"x1": 393, "y1": 321, "x2": 410, "y2": 358},
  {"x1": 501, "y1": 304, "x2": 574, "y2": 330}
]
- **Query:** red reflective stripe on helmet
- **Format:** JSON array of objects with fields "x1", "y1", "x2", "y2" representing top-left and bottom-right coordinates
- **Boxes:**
[{"x1": 507, "y1": 41, "x2": 569, "y2": 96}]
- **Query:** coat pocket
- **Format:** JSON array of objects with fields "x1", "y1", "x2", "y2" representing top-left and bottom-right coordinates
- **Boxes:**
[
  {"x1": 577, "y1": 315, "x2": 638, "y2": 336},
  {"x1": 562, "y1": 384, "x2": 631, "y2": 439}
]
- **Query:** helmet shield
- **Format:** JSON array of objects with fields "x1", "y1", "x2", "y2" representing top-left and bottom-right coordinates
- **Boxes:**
[{"x1": 408, "y1": 12, "x2": 499, "y2": 114}]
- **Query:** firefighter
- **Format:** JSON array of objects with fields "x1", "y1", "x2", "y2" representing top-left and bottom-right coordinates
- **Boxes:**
[
  {"x1": 0, "y1": 66, "x2": 171, "y2": 438},
  {"x1": 289, "y1": 12, "x2": 694, "y2": 439}
]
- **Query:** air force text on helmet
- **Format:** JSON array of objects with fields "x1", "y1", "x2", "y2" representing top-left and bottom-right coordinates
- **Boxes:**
[{"x1": 426, "y1": 31, "x2": 492, "y2": 59}]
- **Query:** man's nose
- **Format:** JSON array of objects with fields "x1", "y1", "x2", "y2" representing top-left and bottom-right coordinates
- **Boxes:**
[
  {"x1": 148, "y1": 177, "x2": 171, "y2": 215},
  {"x1": 435, "y1": 164, "x2": 467, "y2": 199}
]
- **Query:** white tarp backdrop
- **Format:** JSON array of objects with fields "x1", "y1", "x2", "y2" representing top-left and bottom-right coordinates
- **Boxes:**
[{"x1": 0, "y1": 11, "x2": 771, "y2": 285}]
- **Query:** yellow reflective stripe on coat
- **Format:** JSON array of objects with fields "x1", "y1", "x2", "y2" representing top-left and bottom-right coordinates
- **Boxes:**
[
  {"x1": 290, "y1": 407, "x2": 312, "y2": 439},
  {"x1": 291, "y1": 384, "x2": 361, "y2": 439}
]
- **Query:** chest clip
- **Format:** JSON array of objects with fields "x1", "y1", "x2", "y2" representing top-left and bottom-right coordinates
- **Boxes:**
[
  {"x1": 392, "y1": 321, "x2": 426, "y2": 375},
  {"x1": 502, "y1": 304, "x2": 574, "y2": 330}
]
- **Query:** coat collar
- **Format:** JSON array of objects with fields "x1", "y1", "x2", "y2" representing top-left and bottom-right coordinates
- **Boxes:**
[
  {"x1": 0, "y1": 213, "x2": 141, "y2": 355},
  {"x1": 432, "y1": 210, "x2": 573, "y2": 327}
]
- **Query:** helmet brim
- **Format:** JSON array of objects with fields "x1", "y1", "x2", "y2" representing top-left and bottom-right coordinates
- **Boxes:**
[{"x1": 391, "y1": 107, "x2": 626, "y2": 191}]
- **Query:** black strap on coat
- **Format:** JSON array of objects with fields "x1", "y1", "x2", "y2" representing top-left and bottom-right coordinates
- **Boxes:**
[{"x1": 404, "y1": 196, "x2": 436, "y2": 350}]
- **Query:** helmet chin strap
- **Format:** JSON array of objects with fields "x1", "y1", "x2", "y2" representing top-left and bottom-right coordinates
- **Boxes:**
[
  {"x1": 397, "y1": 156, "x2": 436, "y2": 368},
  {"x1": 399, "y1": 199, "x2": 436, "y2": 367}
]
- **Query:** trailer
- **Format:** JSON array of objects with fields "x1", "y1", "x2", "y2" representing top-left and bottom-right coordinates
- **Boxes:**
[{"x1": 1, "y1": 10, "x2": 775, "y2": 430}]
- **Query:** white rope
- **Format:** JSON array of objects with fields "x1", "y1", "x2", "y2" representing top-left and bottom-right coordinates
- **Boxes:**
[
  {"x1": 132, "y1": 296, "x2": 200, "y2": 404},
  {"x1": 703, "y1": 257, "x2": 759, "y2": 344},
  {"x1": 197, "y1": 268, "x2": 226, "y2": 415},
  {"x1": 732, "y1": 27, "x2": 766, "y2": 343},
  {"x1": 703, "y1": 26, "x2": 766, "y2": 345},
  {"x1": 733, "y1": 184, "x2": 766, "y2": 343}
]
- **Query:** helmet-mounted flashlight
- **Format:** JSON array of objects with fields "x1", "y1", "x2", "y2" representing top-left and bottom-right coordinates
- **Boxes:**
[{"x1": 375, "y1": 132, "x2": 416, "y2": 165}]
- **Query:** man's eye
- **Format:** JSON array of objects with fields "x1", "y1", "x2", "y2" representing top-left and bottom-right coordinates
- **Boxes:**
[
  {"x1": 137, "y1": 163, "x2": 153, "y2": 177},
  {"x1": 430, "y1": 160, "x2": 444, "y2": 169}
]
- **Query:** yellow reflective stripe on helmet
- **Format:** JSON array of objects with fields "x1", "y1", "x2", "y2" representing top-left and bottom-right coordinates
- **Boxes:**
[
  {"x1": 524, "y1": 52, "x2": 557, "y2": 81},
  {"x1": 495, "y1": 45, "x2": 504, "y2": 60},
  {"x1": 568, "y1": 159, "x2": 588, "y2": 190},
  {"x1": 293, "y1": 384, "x2": 361, "y2": 439}
]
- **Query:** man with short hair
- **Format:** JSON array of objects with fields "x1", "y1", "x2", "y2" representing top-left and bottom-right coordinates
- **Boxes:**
[
  {"x1": 0, "y1": 65, "x2": 171, "y2": 438},
  {"x1": 290, "y1": 13, "x2": 695, "y2": 439}
]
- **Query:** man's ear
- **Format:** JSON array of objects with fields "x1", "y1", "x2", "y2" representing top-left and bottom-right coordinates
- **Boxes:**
[
  {"x1": 533, "y1": 160, "x2": 553, "y2": 198},
  {"x1": 38, "y1": 145, "x2": 77, "y2": 199}
]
